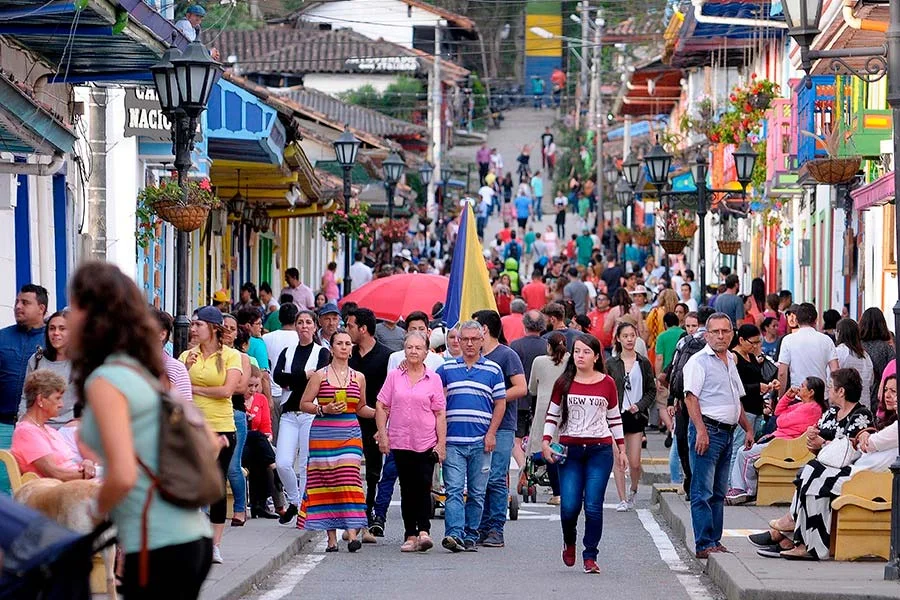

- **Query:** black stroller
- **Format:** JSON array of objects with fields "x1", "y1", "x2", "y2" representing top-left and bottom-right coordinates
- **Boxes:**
[{"x1": 0, "y1": 494, "x2": 114, "y2": 599}]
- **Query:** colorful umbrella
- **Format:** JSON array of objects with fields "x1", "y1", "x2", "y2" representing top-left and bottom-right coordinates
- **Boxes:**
[{"x1": 338, "y1": 273, "x2": 449, "y2": 322}]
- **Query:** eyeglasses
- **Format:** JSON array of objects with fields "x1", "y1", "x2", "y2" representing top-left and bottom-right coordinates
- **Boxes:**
[
  {"x1": 746, "y1": 338, "x2": 761, "y2": 345},
  {"x1": 460, "y1": 337, "x2": 482, "y2": 344}
]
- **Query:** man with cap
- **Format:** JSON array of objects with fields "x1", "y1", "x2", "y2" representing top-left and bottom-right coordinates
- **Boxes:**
[
  {"x1": 175, "y1": 3, "x2": 219, "y2": 58},
  {"x1": 212, "y1": 289, "x2": 230, "y2": 313},
  {"x1": 316, "y1": 302, "x2": 340, "y2": 350}
]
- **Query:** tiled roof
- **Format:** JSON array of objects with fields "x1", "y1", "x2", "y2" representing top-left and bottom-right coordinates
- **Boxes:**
[
  {"x1": 211, "y1": 24, "x2": 467, "y2": 83},
  {"x1": 277, "y1": 87, "x2": 427, "y2": 137},
  {"x1": 285, "y1": 0, "x2": 474, "y2": 31}
]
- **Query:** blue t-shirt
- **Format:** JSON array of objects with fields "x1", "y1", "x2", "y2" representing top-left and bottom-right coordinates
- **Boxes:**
[
  {"x1": 437, "y1": 356, "x2": 506, "y2": 445},
  {"x1": 761, "y1": 339, "x2": 778, "y2": 359},
  {"x1": 531, "y1": 176, "x2": 544, "y2": 198},
  {"x1": 714, "y1": 293, "x2": 744, "y2": 327},
  {"x1": 247, "y1": 336, "x2": 270, "y2": 370},
  {"x1": 484, "y1": 344, "x2": 525, "y2": 431},
  {"x1": 0, "y1": 324, "x2": 45, "y2": 415},
  {"x1": 514, "y1": 195, "x2": 531, "y2": 219}
]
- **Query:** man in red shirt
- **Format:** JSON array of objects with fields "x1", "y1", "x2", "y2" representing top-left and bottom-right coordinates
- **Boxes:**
[
  {"x1": 587, "y1": 293, "x2": 612, "y2": 350},
  {"x1": 501, "y1": 299, "x2": 526, "y2": 342},
  {"x1": 499, "y1": 222, "x2": 513, "y2": 244},
  {"x1": 520, "y1": 270, "x2": 548, "y2": 311}
]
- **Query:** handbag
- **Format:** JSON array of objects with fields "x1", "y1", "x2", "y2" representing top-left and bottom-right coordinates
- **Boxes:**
[
  {"x1": 817, "y1": 435, "x2": 861, "y2": 469},
  {"x1": 759, "y1": 355, "x2": 778, "y2": 383}
]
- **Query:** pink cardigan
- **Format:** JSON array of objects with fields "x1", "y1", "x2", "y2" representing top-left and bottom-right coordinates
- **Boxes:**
[{"x1": 773, "y1": 393, "x2": 824, "y2": 439}]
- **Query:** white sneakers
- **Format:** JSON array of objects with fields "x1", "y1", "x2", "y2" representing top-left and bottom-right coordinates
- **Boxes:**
[
  {"x1": 212, "y1": 545, "x2": 223, "y2": 564},
  {"x1": 626, "y1": 489, "x2": 637, "y2": 509},
  {"x1": 615, "y1": 501, "x2": 629, "y2": 512}
]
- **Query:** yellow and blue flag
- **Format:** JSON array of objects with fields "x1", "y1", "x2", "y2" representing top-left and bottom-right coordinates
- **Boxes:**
[{"x1": 443, "y1": 200, "x2": 497, "y2": 327}]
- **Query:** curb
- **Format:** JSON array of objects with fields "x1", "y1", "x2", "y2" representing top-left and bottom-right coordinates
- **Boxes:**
[
  {"x1": 202, "y1": 529, "x2": 317, "y2": 600},
  {"x1": 655, "y1": 491, "x2": 899, "y2": 600}
]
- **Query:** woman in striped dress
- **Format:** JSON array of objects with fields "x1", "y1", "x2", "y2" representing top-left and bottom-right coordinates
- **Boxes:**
[{"x1": 299, "y1": 329, "x2": 376, "y2": 552}]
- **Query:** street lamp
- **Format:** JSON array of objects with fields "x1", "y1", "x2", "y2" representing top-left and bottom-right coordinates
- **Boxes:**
[
  {"x1": 784, "y1": 0, "x2": 900, "y2": 581},
  {"x1": 643, "y1": 139, "x2": 672, "y2": 189},
  {"x1": 733, "y1": 140, "x2": 758, "y2": 189},
  {"x1": 382, "y1": 151, "x2": 405, "y2": 222},
  {"x1": 418, "y1": 161, "x2": 433, "y2": 187},
  {"x1": 333, "y1": 128, "x2": 360, "y2": 297},
  {"x1": 615, "y1": 176, "x2": 634, "y2": 233},
  {"x1": 439, "y1": 166, "x2": 452, "y2": 230},
  {"x1": 151, "y1": 40, "x2": 221, "y2": 357},
  {"x1": 690, "y1": 151, "x2": 710, "y2": 306}
]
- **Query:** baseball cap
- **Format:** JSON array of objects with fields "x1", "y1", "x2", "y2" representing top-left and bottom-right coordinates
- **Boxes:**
[
  {"x1": 430, "y1": 326, "x2": 448, "y2": 350},
  {"x1": 213, "y1": 289, "x2": 230, "y2": 303},
  {"x1": 194, "y1": 305, "x2": 224, "y2": 326},
  {"x1": 629, "y1": 285, "x2": 649, "y2": 296},
  {"x1": 318, "y1": 302, "x2": 340, "y2": 317},
  {"x1": 784, "y1": 303, "x2": 801, "y2": 315},
  {"x1": 186, "y1": 5, "x2": 206, "y2": 16}
]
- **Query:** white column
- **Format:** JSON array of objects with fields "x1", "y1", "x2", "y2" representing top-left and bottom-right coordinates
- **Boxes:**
[{"x1": 103, "y1": 89, "x2": 140, "y2": 277}]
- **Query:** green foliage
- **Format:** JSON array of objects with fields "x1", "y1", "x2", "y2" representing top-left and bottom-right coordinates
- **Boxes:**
[
  {"x1": 342, "y1": 85, "x2": 381, "y2": 112},
  {"x1": 340, "y1": 77, "x2": 425, "y2": 122},
  {"x1": 177, "y1": 2, "x2": 262, "y2": 31}
]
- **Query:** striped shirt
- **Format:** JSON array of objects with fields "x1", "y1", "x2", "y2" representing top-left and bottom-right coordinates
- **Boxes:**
[
  {"x1": 543, "y1": 377, "x2": 624, "y2": 446},
  {"x1": 437, "y1": 356, "x2": 506, "y2": 445},
  {"x1": 163, "y1": 351, "x2": 193, "y2": 404}
]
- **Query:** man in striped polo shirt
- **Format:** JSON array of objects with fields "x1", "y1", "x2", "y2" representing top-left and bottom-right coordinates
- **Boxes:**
[{"x1": 437, "y1": 320, "x2": 507, "y2": 553}]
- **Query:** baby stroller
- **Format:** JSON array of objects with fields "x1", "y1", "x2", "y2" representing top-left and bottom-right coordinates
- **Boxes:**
[
  {"x1": 0, "y1": 494, "x2": 114, "y2": 600},
  {"x1": 520, "y1": 452, "x2": 552, "y2": 503},
  {"x1": 431, "y1": 463, "x2": 519, "y2": 521}
]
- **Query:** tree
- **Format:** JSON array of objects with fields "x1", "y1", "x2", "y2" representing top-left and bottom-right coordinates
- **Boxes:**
[{"x1": 341, "y1": 77, "x2": 426, "y2": 123}]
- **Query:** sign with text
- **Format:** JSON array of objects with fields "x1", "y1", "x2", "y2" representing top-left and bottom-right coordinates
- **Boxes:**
[
  {"x1": 344, "y1": 56, "x2": 419, "y2": 73},
  {"x1": 124, "y1": 87, "x2": 172, "y2": 141}
]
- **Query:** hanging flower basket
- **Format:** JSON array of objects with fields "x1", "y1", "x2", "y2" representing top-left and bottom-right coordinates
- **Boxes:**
[
  {"x1": 138, "y1": 179, "x2": 220, "y2": 233},
  {"x1": 749, "y1": 92, "x2": 772, "y2": 110},
  {"x1": 717, "y1": 240, "x2": 741, "y2": 255},
  {"x1": 615, "y1": 226, "x2": 632, "y2": 243},
  {"x1": 322, "y1": 203, "x2": 373, "y2": 247},
  {"x1": 633, "y1": 229, "x2": 655, "y2": 247},
  {"x1": 677, "y1": 222, "x2": 698, "y2": 239},
  {"x1": 659, "y1": 239, "x2": 688, "y2": 255},
  {"x1": 805, "y1": 156, "x2": 862, "y2": 185}
]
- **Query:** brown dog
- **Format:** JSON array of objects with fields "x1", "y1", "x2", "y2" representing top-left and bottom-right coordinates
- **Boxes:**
[{"x1": 15, "y1": 478, "x2": 117, "y2": 600}]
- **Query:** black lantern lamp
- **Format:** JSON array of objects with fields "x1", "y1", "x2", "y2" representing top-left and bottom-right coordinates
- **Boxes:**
[
  {"x1": 690, "y1": 150, "x2": 709, "y2": 189},
  {"x1": 382, "y1": 151, "x2": 405, "y2": 185},
  {"x1": 781, "y1": 0, "x2": 824, "y2": 56},
  {"x1": 733, "y1": 140, "x2": 758, "y2": 190},
  {"x1": 603, "y1": 156, "x2": 619, "y2": 185},
  {"x1": 419, "y1": 161, "x2": 433, "y2": 186},
  {"x1": 150, "y1": 46, "x2": 181, "y2": 114},
  {"x1": 622, "y1": 153, "x2": 642, "y2": 190},
  {"x1": 229, "y1": 169, "x2": 246, "y2": 217},
  {"x1": 643, "y1": 139, "x2": 673, "y2": 189},
  {"x1": 333, "y1": 127, "x2": 360, "y2": 297},
  {"x1": 615, "y1": 177, "x2": 633, "y2": 208},
  {"x1": 441, "y1": 166, "x2": 452, "y2": 185},
  {"x1": 333, "y1": 128, "x2": 361, "y2": 168},
  {"x1": 170, "y1": 40, "x2": 221, "y2": 118}
]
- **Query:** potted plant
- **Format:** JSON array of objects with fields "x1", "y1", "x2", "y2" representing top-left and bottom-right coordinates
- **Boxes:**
[
  {"x1": 615, "y1": 224, "x2": 633, "y2": 244},
  {"x1": 747, "y1": 76, "x2": 779, "y2": 110},
  {"x1": 633, "y1": 226, "x2": 655, "y2": 247},
  {"x1": 716, "y1": 214, "x2": 741, "y2": 255},
  {"x1": 676, "y1": 211, "x2": 698, "y2": 239},
  {"x1": 800, "y1": 125, "x2": 861, "y2": 185},
  {"x1": 322, "y1": 203, "x2": 373, "y2": 247},
  {"x1": 659, "y1": 210, "x2": 689, "y2": 255},
  {"x1": 378, "y1": 218, "x2": 410, "y2": 243},
  {"x1": 137, "y1": 178, "x2": 221, "y2": 232}
]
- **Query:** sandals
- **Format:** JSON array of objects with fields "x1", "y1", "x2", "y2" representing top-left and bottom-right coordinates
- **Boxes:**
[
  {"x1": 769, "y1": 516, "x2": 795, "y2": 533},
  {"x1": 325, "y1": 545, "x2": 339, "y2": 553}
]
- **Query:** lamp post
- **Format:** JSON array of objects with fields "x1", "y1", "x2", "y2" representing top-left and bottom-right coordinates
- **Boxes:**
[
  {"x1": 601, "y1": 156, "x2": 618, "y2": 248},
  {"x1": 781, "y1": 0, "x2": 900, "y2": 580},
  {"x1": 440, "y1": 166, "x2": 452, "y2": 238},
  {"x1": 382, "y1": 151, "x2": 405, "y2": 222},
  {"x1": 691, "y1": 152, "x2": 710, "y2": 306},
  {"x1": 333, "y1": 128, "x2": 361, "y2": 297},
  {"x1": 615, "y1": 176, "x2": 633, "y2": 262},
  {"x1": 643, "y1": 139, "x2": 674, "y2": 283},
  {"x1": 151, "y1": 40, "x2": 221, "y2": 357}
]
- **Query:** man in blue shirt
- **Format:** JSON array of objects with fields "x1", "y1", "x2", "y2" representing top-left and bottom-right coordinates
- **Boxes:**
[
  {"x1": 530, "y1": 171, "x2": 544, "y2": 222},
  {"x1": 472, "y1": 310, "x2": 526, "y2": 548},
  {"x1": 437, "y1": 320, "x2": 506, "y2": 552},
  {"x1": 0, "y1": 284, "x2": 48, "y2": 492},
  {"x1": 514, "y1": 192, "x2": 531, "y2": 231},
  {"x1": 712, "y1": 274, "x2": 744, "y2": 327}
]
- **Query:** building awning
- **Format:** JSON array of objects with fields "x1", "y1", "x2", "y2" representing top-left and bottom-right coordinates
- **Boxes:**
[
  {"x1": 0, "y1": 0, "x2": 189, "y2": 85},
  {"x1": 207, "y1": 79, "x2": 286, "y2": 165},
  {"x1": 853, "y1": 170, "x2": 895, "y2": 211},
  {"x1": 0, "y1": 73, "x2": 76, "y2": 154},
  {"x1": 212, "y1": 160, "x2": 306, "y2": 206}
]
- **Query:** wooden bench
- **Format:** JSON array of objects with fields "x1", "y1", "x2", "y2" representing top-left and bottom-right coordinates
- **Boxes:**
[
  {"x1": 830, "y1": 470, "x2": 893, "y2": 561},
  {"x1": 754, "y1": 435, "x2": 813, "y2": 506}
]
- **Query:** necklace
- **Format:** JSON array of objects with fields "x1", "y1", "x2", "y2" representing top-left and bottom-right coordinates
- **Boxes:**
[{"x1": 331, "y1": 365, "x2": 350, "y2": 388}]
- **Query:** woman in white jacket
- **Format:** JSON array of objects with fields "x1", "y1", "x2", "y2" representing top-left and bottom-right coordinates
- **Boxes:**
[{"x1": 526, "y1": 332, "x2": 568, "y2": 505}]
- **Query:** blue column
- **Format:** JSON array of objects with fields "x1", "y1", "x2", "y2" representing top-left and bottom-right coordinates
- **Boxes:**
[
  {"x1": 14, "y1": 169, "x2": 30, "y2": 289},
  {"x1": 52, "y1": 173, "x2": 67, "y2": 307}
]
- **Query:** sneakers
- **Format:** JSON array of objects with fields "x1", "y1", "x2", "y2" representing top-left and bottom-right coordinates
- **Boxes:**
[
  {"x1": 626, "y1": 489, "x2": 637, "y2": 509},
  {"x1": 463, "y1": 539, "x2": 478, "y2": 552},
  {"x1": 726, "y1": 489, "x2": 752, "y2": 506},
  {"x1": 481, "y1": 530, "x2": 504, "y2": 548},
  {"x1": 562, "y1": 544, "x2": 576, "y2": 567},
  {"x1": 748, "y1": 531, "x2": 776, "y2": 548},
  {"x1": 546, "y1": 495, "x2": 561, "y2": 506},
  {"x1": 211, "y1": 545, "x2": 223, "y2": 564},
  {"x1": 615, "y1": 500, "x2": 629, "y2": 512},
  {"x1": 583, "y1": 559, "x2": 601, "y2": 574},
  {"x1": 369, "y1": 516, "x2": 385, "y2": 537},
  {"x1": 442, "y1": 535, "x2": 464, "y2": 553},
  {"x1": 278, "y1": 503, "x2": 298, "y2": 526}
]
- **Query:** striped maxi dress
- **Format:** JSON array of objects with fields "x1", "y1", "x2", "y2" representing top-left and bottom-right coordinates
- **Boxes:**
[{"x1": 298, "y1": 371, "x2": 369, "y2": 531}]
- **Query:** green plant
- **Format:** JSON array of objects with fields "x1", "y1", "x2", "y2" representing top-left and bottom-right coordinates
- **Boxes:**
[
  {"x1": 322, "y1": 203, "x2": 373, "y2": 247},
  {"x1": 137, "y1": 178, "x2": 220, "y2": 208},
  {"x1": 135, "y1": 196, "x2": 160, "y2": 249},
  {"x1": 800, "y1": 123, "x2": 857, "y2": 158},
  {"x1": 341, "y1": 77, "x2": 425, "y2": 123}
]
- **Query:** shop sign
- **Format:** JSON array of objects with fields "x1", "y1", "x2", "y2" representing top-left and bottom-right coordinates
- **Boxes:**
[
  {"x1": 344, "y1": 56, "x2": 419, "y2": 72},
  {"x1": 124, "y1": 87, "x2": 172, "y2": 141}
]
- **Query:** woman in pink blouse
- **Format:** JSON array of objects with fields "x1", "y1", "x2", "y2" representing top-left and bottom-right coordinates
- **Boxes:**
[
  {"x1": 322, "y1": 262, "x2": 340, "y2": 302},
  {"x1": 376, "y1": 331, "x2": 447, "y2": 553}
]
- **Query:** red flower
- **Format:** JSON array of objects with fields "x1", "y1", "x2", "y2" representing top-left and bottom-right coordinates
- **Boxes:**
[
  {"x1": 730, "y1": 94, "x2": 737, "y2": 102},
  {"x1": 751, "y1": 73, "x2": 757, "y2": 79},
  {"x1": 199, "y1": 179, "x2": 212, "y2": 191},
  {"x1": 744, "y1": 103, "x2": 753, "y2": 113}
]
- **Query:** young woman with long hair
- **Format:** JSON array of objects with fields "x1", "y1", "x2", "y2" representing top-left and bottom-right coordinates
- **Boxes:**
[
  {"x1": 181, "y1": 306, "x2": 242, "y2": 564},
  {"x1": 835, "y1": 318, "x2": 874, "y2": 411},
  {"x1": 748, "y1": 278, "x2": 767, "y2": 326},
  {"x1": 605, "y1": 322, "x2": 656, "y2": 511},
  {"x1": 17, "y1": 309, "x2": 75, "y2": 427},
  {"x1": 859, "y1": 307, "x2": 894, "y2": 402},
  {"x1": 68, "y1": 262, "x2": 212, "y2": 598},
  {"x1": 542, "y1": 333, "x2": 627, "y2": 574},
  {"x1": 527, "y1": 333, "x2": 569, "y2": 505}
]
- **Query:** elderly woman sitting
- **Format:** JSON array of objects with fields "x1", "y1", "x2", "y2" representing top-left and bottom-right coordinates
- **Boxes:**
[
  {"x1": 751, "y1": 368, "x2": 893, "y2": 560},
  {"x1": 11, "y1": 370, "x2": 97, "y2": 480}
]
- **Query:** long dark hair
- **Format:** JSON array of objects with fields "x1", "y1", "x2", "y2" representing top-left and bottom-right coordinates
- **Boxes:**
[
  {"x1": 836, "y1": 318, "x2": 866, "y2": 359},
  {"x1": 613, "y1": 321, "x2": 636, "y2": 355},
  {"x1": 611, "y1": 288, "x2": 632, "y2": 312},
  {"x1": 750, "y1": 278, "x2": 766, "y2": 313},
  {"x1": 70, "y1": 262, "x2": 164, "y2": 402},
  {"x1": 555, "y1": 333, "x2": 605, "y2": 428},
  {"x1": 803, "y1": 376, "x2": 828, "y2": 414},
  {"x1": 860, "y1": 307, "x2": 892, "y2": 342},
  {"x1": 877, "y1": 374, "x2": 898, "y2": 430},
  {"x1": 42, "y1": 310, "x2": 68, "y2": 362},
  {"x1": 547, "y1": 332, "x2": 567, "y2": 365}
]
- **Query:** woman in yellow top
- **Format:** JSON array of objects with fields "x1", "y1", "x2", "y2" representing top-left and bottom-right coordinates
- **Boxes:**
[{"x1": 180, "y1": 306, "x2": 243, "y2": 565}]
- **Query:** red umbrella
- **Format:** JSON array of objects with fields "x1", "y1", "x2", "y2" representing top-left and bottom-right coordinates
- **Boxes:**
[{"x1": 338, "y1": 273, "x2": 449, "y2": 322}]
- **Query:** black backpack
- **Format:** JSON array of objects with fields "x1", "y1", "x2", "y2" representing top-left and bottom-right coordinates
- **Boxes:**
[{"x1": 667, "y1": 334, "x2": 708, "y2": 402}]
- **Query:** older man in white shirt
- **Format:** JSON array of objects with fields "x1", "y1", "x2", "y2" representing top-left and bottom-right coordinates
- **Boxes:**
[
  {"x1": 349, "y1": 252, "x2": 373, "y2": 288},
  {"x1": 683, "y1": 312, "x2": 754, "y2": 559}
]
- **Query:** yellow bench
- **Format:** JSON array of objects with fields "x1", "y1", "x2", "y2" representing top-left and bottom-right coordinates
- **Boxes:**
[
  {"x1": 830, "y1": 470, "x2": 893, "y2": 561},
  {"x1": 754, "y1": 435, "x2": 813, "y2": 506},
  {"x1": 0, "y1": 449, "x2": 39, "y2": 493}
]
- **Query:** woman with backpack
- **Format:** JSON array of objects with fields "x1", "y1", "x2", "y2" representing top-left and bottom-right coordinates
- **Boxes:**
[
  {"x1": 68, "y1": 262, "x2": 213, "y2": 598},
  {"x1": 605, "y1": 322, "x2": 656, "y2": 511}
]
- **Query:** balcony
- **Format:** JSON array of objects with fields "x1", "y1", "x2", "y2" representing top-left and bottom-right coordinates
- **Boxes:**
[
  {"x1": 838, "y1": 77, "x2": 891, "y2": 159},
  {"x1": 792, "y1": 75, "x2": 836, "y2": 167},
  {"x1": 766, "y1": 97, "x2": 799, "y2": 197}
]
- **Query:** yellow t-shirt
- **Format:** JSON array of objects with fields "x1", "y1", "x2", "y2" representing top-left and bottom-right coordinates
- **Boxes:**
[{"x1": 179, "y1": 346, "x2": 242, "y2": 432}]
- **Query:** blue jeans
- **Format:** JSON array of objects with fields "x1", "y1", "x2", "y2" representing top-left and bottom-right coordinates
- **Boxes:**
[
  {"x1": 729, "y1": 413, "x2": 762, "y2": 478},
  {"x1": 558, "y1": 443, "x2": 614, "y2": 561},
  {"x1": 669, "y1": 439, "x2": 684, "y2": 484},
  {"x1": 479, "y1": 429, "x2": 515, "y2": 535},
  {"x1": 532, "y1": 197, "x2": 543, "y2": 221},
  {"x1": 443, "y1": 442, "x2": 492, "y2": 543},
  {"x1": 688, "y1": 422, "x2": 733, "y2": 553},
  {"x1": 227, "y1": 410, "x2": 248, "y2": 513},
  {"x1": 0, "y1": 422, "x2": 12, "y2": 495},
  {"x1": 373, "y1": 452, "x2": 398, "y2": 520}
]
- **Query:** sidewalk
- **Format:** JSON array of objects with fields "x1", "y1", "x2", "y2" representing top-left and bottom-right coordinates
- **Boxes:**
[
  {"x1": 199, "y1": 520, "x2": 316, "y2": 600},
  {"x1": 655, "y1": 488, "x2": 899, "y2": 600}
]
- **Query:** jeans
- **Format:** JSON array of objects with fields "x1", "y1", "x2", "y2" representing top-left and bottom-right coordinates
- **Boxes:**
[
  {"x1": 443, "y1": 442, "x2": 492, "y2": 543},
  {"x1": 675, "y1": 405, "x2": 692, "y2": 494},
  {"x1": 360, "y1": 420, "x2": 383, "y2": 522},
  {"x1": 227, "y1": 410, "x2": 248, "y2": 513},
  {"x1": 211, "y1": 432, "x2": 237, "y2": 525},
  {"x1": 476, "y1": 215, "x2": 487, "y2": 239},
  {"x1": 479, "y1": 429, "x2": 515, "y2": 535},
  {"x1": 532, "y1": 197, "x2": 543, "y2": 221},
  {"x1": 688, "y1": 422, "x2": 733, "y2": 553},
  {"x1": 394, "y1": 448, "x2": 436, "y2": 538},
  {"x1": 275, "y1": 411, "x2": 314, "y2": 506},
  {"x1": 373, "y1": 452, "x2": 398, "y2": 520},
  {"x1": 669, "y1": 439, "x2": 684, "y2": 484},
  {"x1": 729, "y1": 413, "x2": 763, "y2": 476},
  {"x1": 558, "y1": 443, "x2": 614, "y2": 560},
  {"x1": 491, "y1": 194, "x2": 501, "y2": 216},
  {"x1": 0, "y1": 422, "x2": 12, "y2": 495}
]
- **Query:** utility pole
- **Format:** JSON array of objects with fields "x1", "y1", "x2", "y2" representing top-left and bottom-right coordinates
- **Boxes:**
[
  {"x1": 592, "y1": 9, "x2": 605, "y2": 234},
  {"x1": 575, "y1": 0, "x2": 589, "y2": 130},
  {"x1": 429, "y1": 21, "x2": 442, "y2": 229}
]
